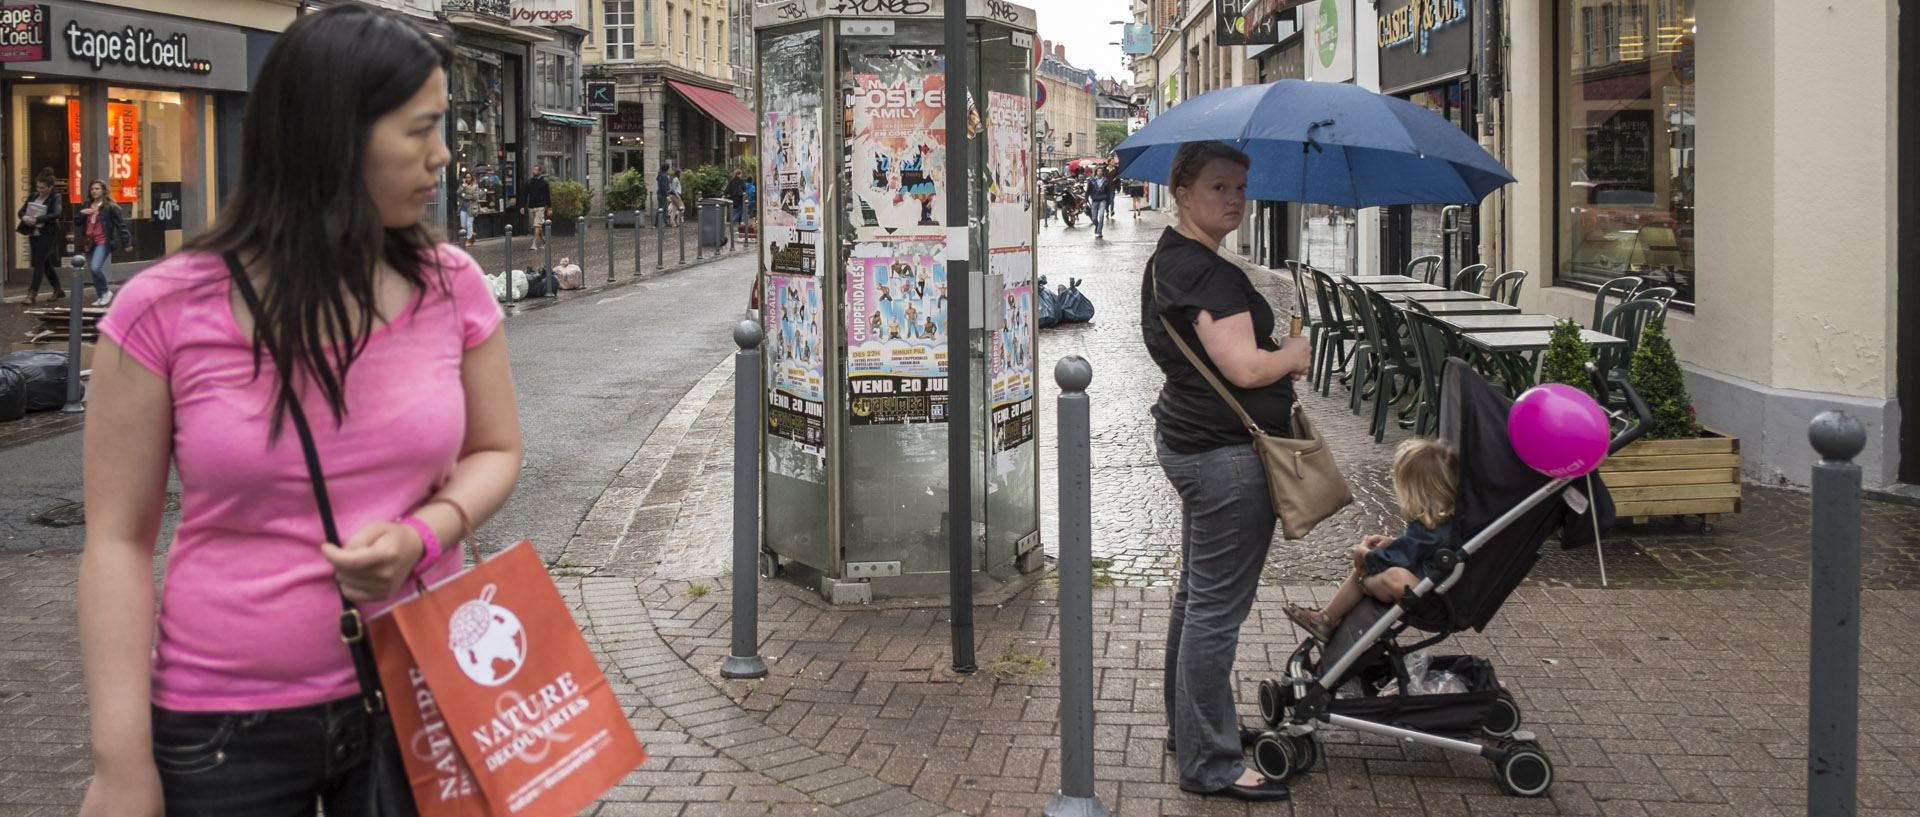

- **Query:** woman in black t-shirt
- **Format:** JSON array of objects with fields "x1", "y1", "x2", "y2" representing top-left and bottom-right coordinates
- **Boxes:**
[{"x1": 1141, "y1": 140, "x2": 1312, "y2": 803}]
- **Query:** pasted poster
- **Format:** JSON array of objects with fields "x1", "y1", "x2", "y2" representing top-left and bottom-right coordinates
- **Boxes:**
[
  {"x1": 845, "y1": 46, "x2": 947, "y2": 243},
  {"x1": 766, "y1": 273, "x2": 824, "y2": 459},
  {"x1": 989, "y1": 249, "x2": 1035, "y2": 469},
  {"x1": 845, "y1": 241, "x2": 948, "y2": 425},
  {"x1": 985, "y1": 90, "x2": 1033, "y2": 250},
  {"x1": 762, "y1": 30, "x2": 823, "y2": 275}
]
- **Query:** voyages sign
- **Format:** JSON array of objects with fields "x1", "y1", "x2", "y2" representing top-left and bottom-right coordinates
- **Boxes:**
[{"x1": 510, "y1": 0, "x2": 580, "y2": 27}]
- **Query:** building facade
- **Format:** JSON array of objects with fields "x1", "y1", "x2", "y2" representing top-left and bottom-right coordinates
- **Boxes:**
[
  {"x1": 1035, "y1": 41, "x2": 1095, "y2": 170},
  {"x1": 582, "y1": 0, "x2": 751, "y2": 216},
  {"x1": 0, "y1": 0, "x2": 293, "y2": 286}
]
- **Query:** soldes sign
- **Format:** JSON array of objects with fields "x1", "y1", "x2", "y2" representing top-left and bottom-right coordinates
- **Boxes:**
[
  {"x1": 0, "y1": 5, "x2": 49, "y2": 63},
  {"x1": 65, "y1": 20, "x2": 211, "y2": 74},
  {"x1": 509, "y1": 0, "x2": 580, "y2": 27}
]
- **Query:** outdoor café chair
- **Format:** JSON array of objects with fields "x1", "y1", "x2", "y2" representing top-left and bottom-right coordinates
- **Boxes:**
[
  {"x1": 1402, "y1": 310, "x2": 1458, "y2": 437},
  {"x1": 1308, "y1": 266, "x2": 1361, "y2": 395},
  {"x1": 1489, "y1": 269, "x2": 1528, "y2": 306},
  {"x1": 1452, "y1": 263, "x2": 1490, "y2": 294},
  {"x1": 1406, "y1": 254, "x2": 1443, "y2": 285},
  {"x1": 1596, "y1": 299, "x2": 1665, "y2": 387},
  {"x1": 1632, "y1": 286, "x2": 1678, "y2": 322},
  {"x1": 1589, "y1": 275, "x2": 1644, "y2": 330}
]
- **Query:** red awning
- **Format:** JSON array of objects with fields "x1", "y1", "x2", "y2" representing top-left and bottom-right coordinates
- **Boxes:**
[{"x1": 668, "y1": 81, "x2": 756, "y2": 137}]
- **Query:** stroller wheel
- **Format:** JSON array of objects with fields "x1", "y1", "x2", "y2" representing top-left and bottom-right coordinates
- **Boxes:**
[
  {"x1": 1251, "y1": 732, "x2": 1295, "y2": 782},
  {"x1": 1289, "y1": 734, "x2": 1318, "y2": 775},
  {"x1": 1257, "y1": 678, "x2": 1291, "y2": 727},
  {"x1": 1482, "y1": 689, "x2": 1522, "y2": 739},
  {"x1": 1495, "y1": 745, "x2": 1553, "y2": 797}
]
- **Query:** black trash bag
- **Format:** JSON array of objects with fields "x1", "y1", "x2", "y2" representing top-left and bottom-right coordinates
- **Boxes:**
[
  {"x1": 1058, "y1": 278, "x2": 1095, "y2": 324},
  {"x1": 1036, "y1": 275, "x2": 1062, "y2": 328},
  {"x1": 0, "y1": 367, "x2": 25, "y2": 422},
  {"x1": 0, "y1": 349, "x2": 69, "y2": 412},
  {"x1": 526, "y1": 267, "x2": 559, "y2": 298}
]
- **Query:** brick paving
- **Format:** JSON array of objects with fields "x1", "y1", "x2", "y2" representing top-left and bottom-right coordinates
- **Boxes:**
[{"x1": 7, "y1": 209, "x2": 1920, "y2": 816}]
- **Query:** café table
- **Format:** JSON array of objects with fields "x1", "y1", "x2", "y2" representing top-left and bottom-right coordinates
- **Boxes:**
[
  {"x1": 1343, "y1": 274, "x2": 1419, "y2": 284},
  {"x1": 1402, "y1": 300, "x2": 1522, "y2": 316},
  {"x1": 1433, "y1": 313, "x2": 1566, "y2": 333},
  {"x1": 1460, "y1": 328, "x2": 1626, "y2": 392},
  {"x1": 1359, "y1": 281, "x2": 1445, "y2": 293},
  {"x1": 1378, "y1": 290, "x2": 1491, "y2": 304}
]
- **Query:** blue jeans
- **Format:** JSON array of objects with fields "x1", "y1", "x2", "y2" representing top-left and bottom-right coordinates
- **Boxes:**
[
  {"x1": 1090, "y1": 199, "x2": 1109, "y2": 232},
  {"x1": 87, "y1": 243, "x2": 112, "y2": 294},
  {"x1": 1156, "y1": 433, "x2": 1275, "y2": 792},
  {"x1": 151, "y1": 697, "x2": 389, "y2": 816},
  {"x1": 459, "y1": 207, "x2": 475, "y2": 241}
]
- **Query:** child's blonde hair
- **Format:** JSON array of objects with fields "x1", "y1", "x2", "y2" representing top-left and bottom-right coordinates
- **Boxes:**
[{"x1": 1392, "y1": 439, "x2": 1459, "y2": 530}]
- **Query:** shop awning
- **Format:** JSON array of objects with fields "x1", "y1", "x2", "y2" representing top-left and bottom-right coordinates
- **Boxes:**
[
  {"x1": 538, "y1": 111, "x2": 597, "y2": 127},
  {"x1": 667, "y1": 81, "x2": 756, "y2": 137}
]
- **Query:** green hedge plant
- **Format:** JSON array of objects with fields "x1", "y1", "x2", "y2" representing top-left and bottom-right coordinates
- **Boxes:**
[
  {"x1": 550, "y1": 180, "x2": 590, "y2": 219},
  {"x1": 605, "y1": 168, "x2": 649, "y2": 212},
  {"x1": 1539, "y1": 318, "x2": 1598, "y2": 398},
  {"x1": 1627, "y1": 320, "x2": 1701, "y2": 439}
]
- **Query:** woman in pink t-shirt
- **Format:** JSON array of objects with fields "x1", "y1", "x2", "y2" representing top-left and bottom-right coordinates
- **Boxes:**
[{"x1": 78, "y1": 6, "x2": 523, "y2": 816}]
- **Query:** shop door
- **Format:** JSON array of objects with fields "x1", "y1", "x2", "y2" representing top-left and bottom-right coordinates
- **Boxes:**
[{"x1": 1390, "y1": 82, "x2": 1477, "y2": 283}]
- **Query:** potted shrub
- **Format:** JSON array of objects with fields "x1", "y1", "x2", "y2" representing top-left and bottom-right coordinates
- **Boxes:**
[
  {"x1": 1538, "y1": 318, "x2": 1598, "y2": 398},
  {"x1": 605, "y1": 169, "x2": 649, "y2": 226},
  {"x1": 546, "y1": 180, "x2": 589, "y2": 236},
  {"x1": 1594, "y1": 320, "x2": 1741, "y2": 529}
]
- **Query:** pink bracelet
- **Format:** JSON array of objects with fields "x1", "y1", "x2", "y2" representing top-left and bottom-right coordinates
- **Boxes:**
[{"x1": 399, "y1": 515, "x2": 443, "y2": 571}]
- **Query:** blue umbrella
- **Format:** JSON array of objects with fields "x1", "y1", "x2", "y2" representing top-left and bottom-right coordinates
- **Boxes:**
[{"x1": 1115, "y1": 80, "x2": 1516, "y2": 207}]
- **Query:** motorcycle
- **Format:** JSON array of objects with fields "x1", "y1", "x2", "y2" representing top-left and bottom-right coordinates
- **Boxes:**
[{"x1": 1053, "y1": 181, "x2": 1085, "y2": 228}]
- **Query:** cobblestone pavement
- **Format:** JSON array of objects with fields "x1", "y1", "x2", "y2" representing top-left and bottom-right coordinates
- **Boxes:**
[{"x1": 9, "y1": 209, "x2": 1920, "y2": 816}]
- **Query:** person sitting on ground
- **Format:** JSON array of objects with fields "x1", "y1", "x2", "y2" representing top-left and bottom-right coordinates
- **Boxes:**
[{"x1": 1284, "y1": 438, "x2": 1458, "y2": 641}]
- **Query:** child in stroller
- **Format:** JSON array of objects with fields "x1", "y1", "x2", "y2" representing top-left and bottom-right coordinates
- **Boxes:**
[{"x1": 1282, "y1": 439, "x2": 1458, "y2": 643}]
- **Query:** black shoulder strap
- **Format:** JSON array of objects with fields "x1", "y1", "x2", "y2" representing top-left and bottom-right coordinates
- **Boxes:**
[{"x1": 223, "y1": 252, "x2": 388, "y2": 713}]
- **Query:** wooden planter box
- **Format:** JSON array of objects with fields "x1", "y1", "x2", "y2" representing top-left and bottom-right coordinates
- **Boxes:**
[{"x1": 1597, "y1": 427, "x2": 1741, "y2": 526}]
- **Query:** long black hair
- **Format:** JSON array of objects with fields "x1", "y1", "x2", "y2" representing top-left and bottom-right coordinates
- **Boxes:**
[{"x1": 187, "y1": 2, "x2": 452, "y2": 432}]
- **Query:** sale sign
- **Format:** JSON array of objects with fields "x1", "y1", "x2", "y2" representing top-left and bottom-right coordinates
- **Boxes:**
[{"x1": 65, "y1": 99, "x2": 140, "y2": 202}]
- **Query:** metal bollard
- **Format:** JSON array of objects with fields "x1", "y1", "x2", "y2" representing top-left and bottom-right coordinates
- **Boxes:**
[
  {"x1": 1808, "y1": 411, "x2": 1865, "y2": 817},
  {"x1": 721, "y1": 320, "x2": 769, "y2": 679},
  {"x1": 677, "y1": 209, "x2": 686, "y2": 265},
  {"x1": 605, "y1": 212, "x2": 616, "y2": 283},
  {"x1": 503, "y1": 225, "x2": 515, "y2": 306},
  {"x1": 656, "y1": 205, "x2": 666, "y2": 270},
  {"x1": 1044, "y1": 356, "x2": 1110, "y2": 817},
  {"x1": 60, "y1": 255, "x2": 87, "y2": 413},
  {"x1": 543, "y1": 230, "x2": 554, "y2": 275},
  {"x1": 575, "y1": 216, "x2": 586, "y2": 279},
  {"x1": 696, "y1": 203, "x2": 705, "y2": 260},
  {"x1": 632, "y1": 211, "x2": 643, "y2": 277}
]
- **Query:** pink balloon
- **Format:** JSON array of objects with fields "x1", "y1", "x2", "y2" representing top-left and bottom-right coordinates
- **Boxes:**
[{"x1": 1507, "y1": 383, "x2": 1611, "y2": 478}]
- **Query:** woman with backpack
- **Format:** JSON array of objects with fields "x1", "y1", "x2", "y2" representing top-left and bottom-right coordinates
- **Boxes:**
[{"x1": 77, "y1": 179, "x2": 133, "y2": 307}]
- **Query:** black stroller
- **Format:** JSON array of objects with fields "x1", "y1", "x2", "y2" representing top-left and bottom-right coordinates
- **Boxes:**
[{"x1": 1250, "y1": 359, "x2": 1650, "y2": 797}]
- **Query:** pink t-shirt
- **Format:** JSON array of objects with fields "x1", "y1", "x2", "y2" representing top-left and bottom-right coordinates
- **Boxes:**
[{"x1": 99, "y1": 244, "x2": 504, "y2": 712}]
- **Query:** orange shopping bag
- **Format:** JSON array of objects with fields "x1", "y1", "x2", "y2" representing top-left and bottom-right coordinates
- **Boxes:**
[
  {"x1": 389, "y1": 540, "x2": 647, "y2": 816},
  {"x1": 369, "y1": 612, "x2": 497, "y2": 816}
]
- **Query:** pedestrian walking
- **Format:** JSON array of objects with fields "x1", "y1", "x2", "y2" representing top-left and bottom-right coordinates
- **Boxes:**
[
  {"x1": 1128, "y1": 178, "x2": 1146, "y2": 217},
  {"x1": 656, "y1": 161, "x2": 673, "y2": 224},
  {"x1": 15, "y1": 172, "x2": 64, "y2": 308},
  {"x1": 522, "y1": 163, "x2": 551, "y2": 249},
  {"x1": 669, "y1": 171, "x2": 686, "y2": 225},
  {"x1": 1086, "y1": 167, "x2": 1115, "y2": 238},
  {"x1": 76, "y1": 5, "x2": 523, "y2": 815},
  {"x1": 725, "y1": 167, "x2": 747, "y2": 233},
  {"x1": 76, "y1": 179, "x2": 132, "y2": 307},
  {"x1": 458, "y1": 170, "x2": 483, "y2": 246},
  {"x1": 1140, "y1": 140, "x2": 1311, "y2": 804}
]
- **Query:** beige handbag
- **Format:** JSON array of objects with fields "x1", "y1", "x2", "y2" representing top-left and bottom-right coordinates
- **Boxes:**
[{"x1": 1153, "y1": 261, "x2": 1354, "y2": 539}]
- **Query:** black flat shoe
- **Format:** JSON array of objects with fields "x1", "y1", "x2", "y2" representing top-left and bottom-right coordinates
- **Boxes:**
[
  {"x1": 1182, "y1": 779, "x2": 1291, "y2": 803},
  {"x1": 1165, "y1": 726, "x2": 1264, "y2": 753}
]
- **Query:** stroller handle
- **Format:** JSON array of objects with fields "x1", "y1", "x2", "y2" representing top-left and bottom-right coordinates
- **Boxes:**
[{"x1": 1586, "y1": 361, "x2": 1653, "y2": 455}]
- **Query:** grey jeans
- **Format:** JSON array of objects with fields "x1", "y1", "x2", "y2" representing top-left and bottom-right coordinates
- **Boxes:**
[{"x1": 1156, "y1": 433, "x2": 1275, "y2": 792}]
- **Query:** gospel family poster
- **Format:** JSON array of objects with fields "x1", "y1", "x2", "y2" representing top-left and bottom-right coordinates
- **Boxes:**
[{"x1": 845, "y1": 46, "x2": 947, "y2": 243}]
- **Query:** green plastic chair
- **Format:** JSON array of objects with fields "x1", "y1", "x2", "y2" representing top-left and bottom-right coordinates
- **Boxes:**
[
  {"x1": 1406, "y1": 255, "x2": 1443, "y2": 285},
  {"x1": 1402, "y1": 310, "x2": 1458, "y2": 437},
  {"x1": 1285, "y1": 261, "x2": 1321, "y2": 369},
  {"x1": 1633, "y1": 285, "x2": 1677, "y2": 322},
  {"x1": 1340, "y1": 281, "x2": 1418, "y2": 442},
  {"x1": 1589, "y1": 275, "x2": 1644, "y2": 330},
  {"x1": 1489, "y1": 269, "x2": 1528, "y2": 306},
  {"x1": 1452, "y1": 263, "x2": 1489, "y2": 293},
  {"x1": 1597, "y1": 298, "x2": 1665, "y2": 384},
  {"x1": 1308, "y1": 267, "x2": 1361, "y2": 396}
]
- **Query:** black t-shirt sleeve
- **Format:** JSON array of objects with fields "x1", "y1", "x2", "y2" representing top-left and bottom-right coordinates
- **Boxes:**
[{"x1": 1157, "y1": 251, "x2": 1252, "y2": 327}]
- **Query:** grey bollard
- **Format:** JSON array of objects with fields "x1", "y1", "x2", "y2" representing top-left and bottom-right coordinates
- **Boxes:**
[
  {"x1": 632, "y1": 210, "x2": 643, "y2": 277},
  {"x1": 721, "y1": 320, "x2": 769, "y2": 680},
  {"x1": 1044, "y1": 356, "x2": 1110, "y2": 817},
  {"x1": 677, "y1": 210, "x2": 686, "y2": 265},
  {"x1": 503, "y1": 225, "x2": 515, "y2": 305},
  {"x1": 1808, "y1": 411, "x2": 1865, "y2": 817},
  {"x1": 61, "y1": 254, "x2": 87, "y2": 413},
  {"x1": 575, "y1": 216, "x2": 586, "y2": 279},
  {"x1": 656, "y1": 205, "x2": 666, "y2": 270},
  {"x1": 605, "y1": 212, "x2": 616, "y2": 283},
  {"x1": 696, "y1": 203, "x2": 705, "y2": 260},
  {"x1": 543, "y1": 229, "x2": 554, "y2": 276}
]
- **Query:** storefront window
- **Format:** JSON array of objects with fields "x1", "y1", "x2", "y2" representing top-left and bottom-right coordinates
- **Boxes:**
[
  {"x1": 452, "y1": 47, "x2": 506, "y2": 216},
  {"x1": 1404, "y1": 82, "x2": 1466, "y2": 271},
  {"x1": 1559, "y1": 0, "x2": 1696, "y2": 303}
]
